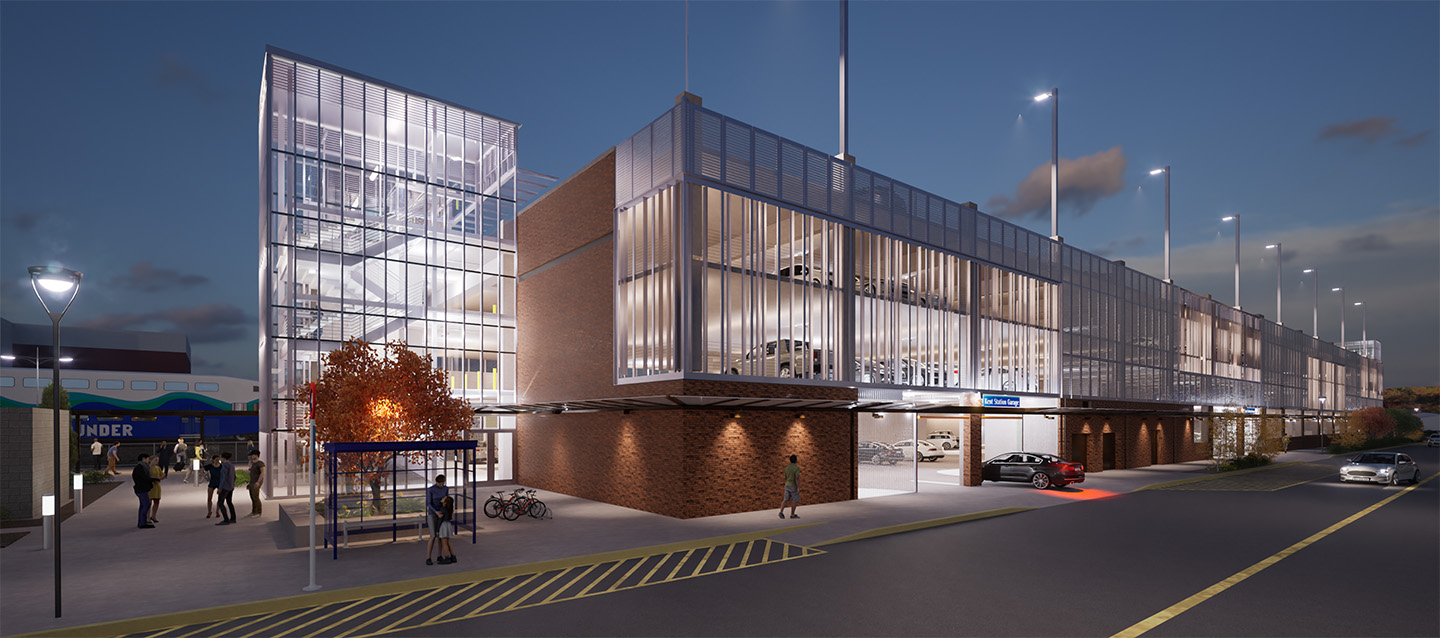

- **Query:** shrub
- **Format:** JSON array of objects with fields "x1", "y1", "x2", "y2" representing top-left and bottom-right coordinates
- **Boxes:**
[
  {"x1": 1219, "y1": 453, "x2": 1272, "y2": 472},
  {"x1": 82, "y1": 469, "x2": 113, "y2": 484},
  {"x1": 235, "y1": 469, "x2": 250, "y2": 488},
  {"x1": 1328, "y1": 436, "x2": 1416, "y2": 455}
]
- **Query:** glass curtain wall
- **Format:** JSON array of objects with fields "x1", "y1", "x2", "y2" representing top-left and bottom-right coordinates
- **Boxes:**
[{"x1": 264, "y1": 53, "x2": 518, "y2": 492}]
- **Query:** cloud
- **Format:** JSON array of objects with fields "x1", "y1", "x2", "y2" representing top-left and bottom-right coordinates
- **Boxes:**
[
  {"x1": 2, "y1": 208, "x2": 44, "y2": 232},
  {"x1": 108, "y1": 261, "x2": 210, "y2": 292},
  {"x1": 1396, "y1": 131, "x2": 1431, "y2": 148},
  {"x1": 986, "y1": 146, "x2": 1127, "y2": 220},
  {"x1": 1092, "y1": 235, "x2": 1144, "y2": 258},
  {"x1": 155, "y1": 54, "x2": 222, "y2": 103},
  {"x1": 1317, "y1": 116, "x2": 1399, "y2": 144},
  {"x1": 77, "y1": 302, "x2": 250, "y2": 343},
  {"x1": 1337, "y1": 233, "x2": 1392, "y2": 252}
]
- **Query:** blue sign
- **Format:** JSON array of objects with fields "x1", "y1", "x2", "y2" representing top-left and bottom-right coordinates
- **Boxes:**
[
  {"x1": 1242, "y1": 407, "x2": 1260, "y2": 415},
  {"x1": 982, "y1": 394, "x2": 1021, "y2": 408}
]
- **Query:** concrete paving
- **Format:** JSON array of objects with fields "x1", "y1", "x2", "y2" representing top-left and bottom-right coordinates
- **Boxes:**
[{"x1": 0, "y1": 449, "x2": 1327, "y2": 636}]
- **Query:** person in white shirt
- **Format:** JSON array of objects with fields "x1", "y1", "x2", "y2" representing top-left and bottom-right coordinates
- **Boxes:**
[{"x1": 90, "y1": 440, "x2": 104, "y2": 470}]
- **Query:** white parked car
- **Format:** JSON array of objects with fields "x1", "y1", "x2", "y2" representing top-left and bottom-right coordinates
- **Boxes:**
[
  {"x1": 892, "y1": 439, "x2": 944, "y2": 462},
  {"x1": 926, "y1": 432, "x2": 958, "y2": 450},
  {"x1": 1427, "y1": 433, "x2": 1440, "y2": 447}
]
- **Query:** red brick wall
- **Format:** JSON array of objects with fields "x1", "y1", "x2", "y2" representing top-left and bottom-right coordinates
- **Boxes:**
[
  {"x1": 1058, "y1": 399, "x2": 1208, "y2": 471},
  {"x1": 517, "y1": 409, "x2": 854, "y2": 518}
]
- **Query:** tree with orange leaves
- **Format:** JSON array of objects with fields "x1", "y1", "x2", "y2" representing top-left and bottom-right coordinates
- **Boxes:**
[{"x1": 306, "y1": 339, "x2": 473, "y2": 511}]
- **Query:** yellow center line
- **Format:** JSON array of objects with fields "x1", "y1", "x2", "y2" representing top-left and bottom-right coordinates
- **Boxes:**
[
  {"x1": 539, "y1": 562, "x2": 599, "y2": 605},
  {"x1": 575, "y1": 561, "x2": 624, "y2": 598},
  {"x1": 286, "y1": 599, "x2": 370, "y2": 638},
  {"x1": 1112, "y1": 472, "x2": 1437, "y2": 638},
  {"x1": 687, "y1": 545, "x2": 717, "y2": 578},
  {"x1": 663, "y1": 548, "x2": 698, "y2": 582}
]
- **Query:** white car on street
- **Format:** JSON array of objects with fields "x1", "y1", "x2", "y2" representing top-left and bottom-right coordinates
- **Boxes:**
[{"x1": 892, "y1": 439, "x2": 944, "y2": 462}]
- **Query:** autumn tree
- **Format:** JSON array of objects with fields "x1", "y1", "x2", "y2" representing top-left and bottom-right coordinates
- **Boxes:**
[
  {"x1": 1329, "y1": 412, "x2": 1366, "y2": 450},
  {"x1": 306, "y1": 339, "x2": 474, "y2": 510},
  {"x1": 1350, "y1": 406, "x2": 1394, "y2": 440}
]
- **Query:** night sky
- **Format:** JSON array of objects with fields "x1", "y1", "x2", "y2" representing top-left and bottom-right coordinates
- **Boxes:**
[{"x1": 2, "y1": 2, "x2": 1435, "y2": 388}]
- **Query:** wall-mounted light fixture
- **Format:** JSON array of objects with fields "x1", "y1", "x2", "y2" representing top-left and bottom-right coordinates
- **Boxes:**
[
  {"x1": 731, "y1": 413, "x2": 741, "y2": 419},
  {"x1": 798, "y1": 414, "x2": 807, "y2": 419}
]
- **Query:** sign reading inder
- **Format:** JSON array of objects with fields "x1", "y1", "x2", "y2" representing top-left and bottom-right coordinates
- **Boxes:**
[{"x1": 982, "y1": 394, "x2": 1021, "y2": 408}]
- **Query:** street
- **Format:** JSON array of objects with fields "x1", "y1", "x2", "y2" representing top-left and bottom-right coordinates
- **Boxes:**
[{"x1": 386, "y1": 444, "x2": 1438, "y2": 637}]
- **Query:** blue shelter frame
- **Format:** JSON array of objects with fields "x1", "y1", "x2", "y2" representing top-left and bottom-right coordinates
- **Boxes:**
[{"x1": 324, "y1": 440, "x2": 477, "y2": 559}]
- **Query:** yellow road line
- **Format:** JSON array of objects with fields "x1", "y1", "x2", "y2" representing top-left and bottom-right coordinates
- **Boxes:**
[
  {"x1": 688, "y1": 545, "x2": 716, "y2": 578},
  {"x1": 1112, "y1": 472, "x2": 1437, "y2": 638},
  {"x1": 439, "y1": 577, "x2": 515, "y2": 622},
  {"x1": 717, "y1": 542, "x2": 738, "y2": 570},
  {"x1": 604, "y1": 557, "x2": 650, "y2": 594},
  {"x1": 238, "y1": 607, "x2": 319, "y2": 638},
  {"x1": 212, "y1": 612, "x2": 281, "y2": 638},
  {"x1": 288, "y1": 599, "x2": 370, "y2": 638},
  {"x1": 740, "y1": 540, "x2": 757, "y2": 567},
  {"x1": 664, "y1": 548, "x2": 697, "y2": 582},
  {"x1": 575, "y1": 561, "x2": 623, "y2": 598},
  {"x1": 637, "y1": 552, "x2": 674, "y2": 586},
  {"x1": 466, "y1": 573, "x2": 540, "y2": 617},
  {"x1": 1133, "y1": 461, "x2": 1305, "y2": 491},
  {"x1": 541, "y1": 562, "x2": 599, "y2": 605},
  {"x1": 168, "y1": 621, "x2": 227, "y2": 638}
]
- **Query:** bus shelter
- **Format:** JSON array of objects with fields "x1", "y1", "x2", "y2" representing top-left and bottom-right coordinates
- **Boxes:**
[{"x1": 324, "y1": 440, "x2": 477, "y2": 559}]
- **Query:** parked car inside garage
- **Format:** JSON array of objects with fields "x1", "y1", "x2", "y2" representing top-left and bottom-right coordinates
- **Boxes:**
[
  {"x1": 858, "y1": 441, "x2": 904, "y2": 465},
  {"x1": 892, "y1": 439, "x2": 944, "y2": 462},
  {"x1": 980, "y1": 452, "x2": 1085, "y2": 489},
  {"x1": 926, "y1": 431, "x2": 958, "y2": 450}
]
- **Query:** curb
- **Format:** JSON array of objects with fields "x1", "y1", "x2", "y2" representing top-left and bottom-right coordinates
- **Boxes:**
[
  {"x1": 1132, "y1": 460, "x2": 1306, "y2": 492},
  {"x1": 810, "y1": 507, "x2": 1033, "y2": 547}
]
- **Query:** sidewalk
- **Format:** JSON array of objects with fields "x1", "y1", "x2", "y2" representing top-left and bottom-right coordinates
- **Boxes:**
[{"x1": 0, "y1": 450, "x2": 1322, "y2": 637}]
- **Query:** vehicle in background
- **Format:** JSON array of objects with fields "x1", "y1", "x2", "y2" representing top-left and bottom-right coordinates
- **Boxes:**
[
  {"x1": 1339, "y1": 452, "x2": 1420, "y2": 485},
  {"x1": 1427, "y1": 433, "x2": 1440, "y2": 447},
  {"x1": 892, "y1": 439, "x2": 944, "y2": 462},
  {"x1": 926, "y1": 432, "x2": 959, "y2": 450},
  {"x1": 858, "y1": 441, "x2": 904, "y2": 465},
  {"x1": 980, "y1": 452, "x2": 1085, "y2": 489},
  {"x1": 729, "y1": 340, "x2": 831, "y2": 378}
]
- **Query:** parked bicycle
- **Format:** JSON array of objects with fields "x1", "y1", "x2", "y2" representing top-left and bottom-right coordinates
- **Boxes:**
[{"x1": 483, "y1": 487, "x2": 550, "y2": 520}]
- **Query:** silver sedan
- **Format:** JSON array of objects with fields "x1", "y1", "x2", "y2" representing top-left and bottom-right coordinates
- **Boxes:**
[{"x1": 1339, "y1": 452, "x2": 1421, "y2": 485}]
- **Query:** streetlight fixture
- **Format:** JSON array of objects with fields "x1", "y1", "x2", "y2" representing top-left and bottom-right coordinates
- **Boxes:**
[
  {"x1": 1149, "y1": 166, "x2": 1172, "y2": 282},
  {"x1": 1, "y1": 351, "x2": 74, "y2": 406},
  {"x1": 1221, "y1": 216, "x2": 1240, "y2": 309},
  {"x1": 1265, "y1": 244, "x2": 1282, "y2": 325},
  {"x1": 28, "y1": 265, "x2": 81, "y2": 619},
  {"x1": 1354, "y1": 302, "x2": 1367, "y2": 342},
  {"x1": 1331, "y1": 287, "x2": 1346, "y2": 344},
  {"x1": 1034, "y1": 88, "x2": 1060, "y2": 241},
  {"x1": 1302, "y1": 268, "x2": 1318, "y2": 338}
]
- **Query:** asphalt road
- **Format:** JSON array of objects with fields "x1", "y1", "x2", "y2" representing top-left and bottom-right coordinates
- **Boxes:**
[{"x1": 386, "y1": 444, "x2": 1439, "y2": 637}]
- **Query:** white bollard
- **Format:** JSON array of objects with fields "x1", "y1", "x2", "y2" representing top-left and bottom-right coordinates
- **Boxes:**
[
  {"x1": 42, "y1": 494, "x2": 55, "y2": 550},
  {"x1": 73, "y1": 475, "x2": 84, "y2": 513}
]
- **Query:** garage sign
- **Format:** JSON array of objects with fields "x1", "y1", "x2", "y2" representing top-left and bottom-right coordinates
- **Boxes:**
[{"x1": 982, "y1": 394, "x2": 1021, "y2": 408}]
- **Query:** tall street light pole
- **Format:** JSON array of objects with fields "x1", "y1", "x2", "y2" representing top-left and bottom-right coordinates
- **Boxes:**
[
  {"x1": 1354, "y1": 301, "x2": 1366, "y2": 342},
  {"x1": 1303, "y1": 268, "x2": 1318, "y2": 337},
  {"x1": 1149, "y1": 167, "x2": 1171, "y2": 282},
  {"x1": 1034, "y1": 88, "x2": 1060, "y2": 241},
  {"x1": 1332, "y1": 287, "x2": 1346, "y2": 344},
  {"x1": 0, "y1": 351, "x2": 74, "y2": 405},
  {"x1": 28, "y1": 265, "x2": 82, "y2": 619},
  {"x1": 1222, "y1": 216, "x2": 1240, "y2": 309},
  {"x1": 1265, "y1": 244, "x2": 1282, "y2": 325}
]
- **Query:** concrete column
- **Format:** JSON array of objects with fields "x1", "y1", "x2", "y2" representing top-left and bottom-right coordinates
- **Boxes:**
[{"x1": 963, "y1": 415, "x2": 983, "y2": 486}]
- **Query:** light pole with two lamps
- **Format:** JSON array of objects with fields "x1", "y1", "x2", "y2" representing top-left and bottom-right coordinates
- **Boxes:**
[
  {"x1": 28, "y1": 265, "x2": 82, "y2": 619},
  {"x1": 1332, "y1": 287, "x2": 1346, "y2": 344},
  {"x1": 1265, "y1": 243, "x2": 1282, "y2": 325},
  {"x1": 0, "y1": 350, "x2": 74, "y2": 405}
]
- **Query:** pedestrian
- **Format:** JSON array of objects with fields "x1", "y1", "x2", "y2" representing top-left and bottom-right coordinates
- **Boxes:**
[
  {"x1": 435, "y1": 495, "x2": 456, "y2": 565},
  {"x1": 91, "y1": 439, "x2": 104, "y2": 471},
  {"x1": 246, "y1": 450, "x2": 266, "y2": 518},
  {"x1": 778, "y1": 454, "x2": 801, "y2": 519},
  {"x1": 157, "y1": 440, "x2": 174, "y2": 478},
  {"x1": 214, "y1": 452, "x2": 237, "y2": 526},
  {"x1": 246, "y1": 439, "x2": 259, "y2": 458},
  {"x1": 205, "y1": 454, "x2": 222, "y2": 518},
  {"x1": 424, "y1": 474, "x2": 449, "y2": 565},
  {"x1": 183, "y1": 441, "x2": 205, "y2": 484},
  {"x1": 148, "y1": 454, "x2": 166, "y2": 524},
  {"x1": 173, "y1": 438, "x2": 188, "y2": 472},
  {"x1": 106, "y1": 442, "x2": 120, "y2": 475},
  {"x1": 132, "y1": 453, "x2": 157, "y2": 529}
]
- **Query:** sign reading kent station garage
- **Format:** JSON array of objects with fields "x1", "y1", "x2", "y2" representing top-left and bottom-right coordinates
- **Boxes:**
[{"x1": 981, "y1": 394, "x2": 1021, "y2": 408}]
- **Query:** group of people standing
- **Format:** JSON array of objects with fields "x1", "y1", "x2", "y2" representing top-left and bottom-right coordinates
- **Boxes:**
[{"x1": 128, "y1": 438, "x2": 265, "y2": 529}]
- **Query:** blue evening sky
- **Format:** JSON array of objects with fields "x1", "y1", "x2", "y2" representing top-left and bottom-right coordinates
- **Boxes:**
[{"x1": 2, "y1": 1, "x2": 1436, "y2": 388}]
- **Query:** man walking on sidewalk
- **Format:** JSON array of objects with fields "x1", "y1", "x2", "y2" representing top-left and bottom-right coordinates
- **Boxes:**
[
  {"x1": 247, "y1": 450, "x2": 266, "y2": 517},
  {"x1": 132, "y1": 454, "x2": 157, "y2": 529},
  {"x1": 215, "y1": 452, "x2": 237, "y2": 525},
  {"x1": 91, "y1": 439, "x2": 103, "y2": 471},
  {"x1": 778, "y1": 454, "x2": 801, "y2": 519}
]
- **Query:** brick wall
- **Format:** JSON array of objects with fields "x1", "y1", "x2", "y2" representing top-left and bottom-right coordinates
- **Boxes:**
[
  {"x1": 1058, "y1": 399, "x2": 1208, "y2": 471},
  {"x1": 517, "y1": 409, "x2": 853, "y2": 518},
  {"x1": 1, "y1": 407, "x2": 72, "y2": 519}
]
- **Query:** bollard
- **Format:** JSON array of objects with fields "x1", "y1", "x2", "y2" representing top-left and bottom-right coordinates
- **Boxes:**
[
  {"x1": 73, "y1": 475, "x2": 84, "y2": 513},
  {"x1": 42, "y1": 494, "x2": 55, "y2": 550}
]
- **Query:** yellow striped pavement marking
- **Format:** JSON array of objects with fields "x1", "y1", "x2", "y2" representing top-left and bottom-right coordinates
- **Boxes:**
[
  {"x1": 1112, "y1": 472, "x2": 1437, "y2": 638},
  {"x1": 665, "y1": 548, "x2": 697, "y2": 581},
  {"x1": 687, "y1": 545, "x2": 716, "y2": 578},
  {"x1": 376, "y1": 582, "x2": 476, "y2": 635},
  {"x1": 541, "y1": 562, "x2": 598, "y2": 605},
  {"x1": 575, "y1": 561, "x2": 623, "y2": 598},
  {"x1": 288, "y1": 598, "x2": 370, "y2": 638}
]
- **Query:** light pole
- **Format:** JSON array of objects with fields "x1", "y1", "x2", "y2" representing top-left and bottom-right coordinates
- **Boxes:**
[
  {"x1": 1034, "y1": 88, "x2": 1060, "y2": 241},
  {"x1": 1265, "y1": 244, "x2": 1282, "y2": 325},
  {"x1": 1354, "y1": 302, "x2": 1366, "y2": 342},
  {"x1": 28, "y1": 265, "x2": 82, "y2": 619},
  {"x1": 1332, "y1": 287, "x2": 1346, "y2": 344},
  {"x1": 0, "y1": 351, "x2": 74, "y2": 406},
  {"x1": 1303, "y1": 268, "x2": 1318, "y2": 337},
  {"x1": 1221, "y1": 216, "x2": 1240, "y2": 309},
  {"x1": 1149, "y1": 166, "x2": 1172, "y2": 282}
]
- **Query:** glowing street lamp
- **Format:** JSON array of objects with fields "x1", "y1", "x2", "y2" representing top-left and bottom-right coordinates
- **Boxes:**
[
  {"x1": 1034, "y1": 88, "x2": 1060, "y2": 241},
  {"x1": 1221, "y1": 216, "x2": 1240, "y2": 309},
  {"x1": 1265, "y1": 244, "x2": 1282, "y2": 325},
  {"x1": 1354, "y1": 301, "x2": 1367, "y2": 342},
  {"x1": 1331, "y1": 287, "x2": 1346, "y2": 344},
  {"x1": 28, "y1": 265, "x2": 81, "y2": 619},
  {"x1": 1149, "y1": 166, "x2": 1171, "y2": 282},
  {"x1": 1303, "y1": 268, "x2": 1318, "y2": 338},
  {"x1": 0, "y1": 352, "x2": 74, "y2": 405}
]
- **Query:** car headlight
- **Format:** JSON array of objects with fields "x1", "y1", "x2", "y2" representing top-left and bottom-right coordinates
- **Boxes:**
[{"x1": 1378, "y1": 468, "x2": 1392, "y2": 474}]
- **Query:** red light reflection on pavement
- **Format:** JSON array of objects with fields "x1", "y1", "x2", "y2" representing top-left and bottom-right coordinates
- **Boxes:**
[{"x1": 1038, "y1": 487, "x2": 1120, "y2": 501}]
